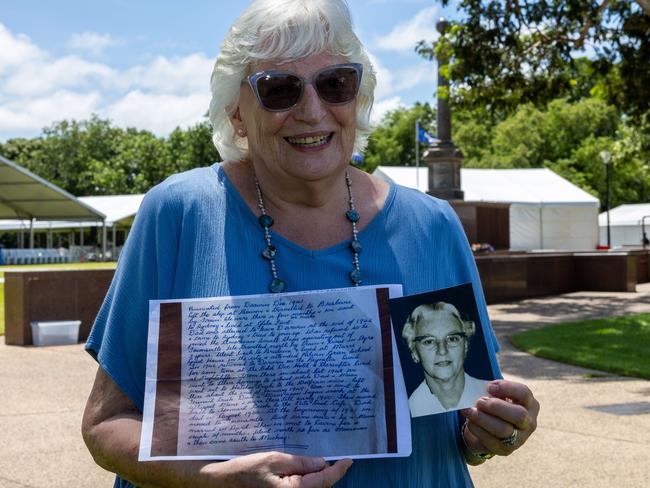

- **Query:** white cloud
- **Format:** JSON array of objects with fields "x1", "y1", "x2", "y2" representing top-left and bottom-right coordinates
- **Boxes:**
[
  {"x1": 105, "y1": 91, "x2": 211, "y2": 135},
  {"x1": 3, "y1": 52, "x2": 213, "y2": 98},
  {"x1": 370, "y1": 96, "x2": 403, "y2": 125},
  {"x1": 67, "y1": 32, "x2": 124, "y2": 55},
  {"x1": 394, "y1": 62, "x2": 437, "y2": 93},
  {"x1": 367, "y1": 51, "x2": 393, "y2": 100},
  {"x1": 0, "y1": 23, "x2": 45, "y2": 75},
  {"x1": 0, "y1": 90, "x2": 101, "y2": 132},
  {"x1": 376, "y1": 6, "x2": 440, "y2": 52},
  {"x1": 120, "y1": 53, "x2": 214, "y2": 94},
  {"x1": 4, "y1": 56, "x2": 116, "y2": 96},
  {"x1": 0, "y1": 23, "x2": 216, "y2": 138},
  {"x1": 368, "y1": 50, "x2": 436, "y2": 102}
]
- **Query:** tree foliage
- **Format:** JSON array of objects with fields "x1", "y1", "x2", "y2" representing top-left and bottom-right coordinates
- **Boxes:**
[
  {"x1": 0, "y1": 116, "x2": 220, "y2": 196},
  {"x1": 461, "y1": 98, "x2": 650, "y2": 208},
  {"x1": 362, "y1": 103, "x2": 436, "y2": 173},
  {"x1": 416, "y1": 1, "x2": 650, "y2": 119},
  {"x1": 366, "y1": 97, "x2": 649, "y2": 209},
  {"x1": 407, "y1": 1, "x2": 650, "y2": 209}
]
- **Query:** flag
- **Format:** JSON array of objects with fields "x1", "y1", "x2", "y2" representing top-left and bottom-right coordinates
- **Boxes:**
[
  {"x1": 351, "y1": 152, "x2": 364, "y2": 164},
  {"x1": 417, "y1": 123, "x2": 437, "y2": 145}
]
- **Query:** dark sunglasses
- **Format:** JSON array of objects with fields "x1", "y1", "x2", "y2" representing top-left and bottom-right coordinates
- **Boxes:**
[{"x1": 243, "y1": 63, "x2": 363, "y2": 112}]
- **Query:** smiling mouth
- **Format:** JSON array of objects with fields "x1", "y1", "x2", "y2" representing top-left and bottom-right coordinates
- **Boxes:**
[
  {"x1": 435, "y1": 361, "x2": 452, "y2": 367},
  {"x1": 284, "y1": 133, "x2": 334, "y2": 148}
]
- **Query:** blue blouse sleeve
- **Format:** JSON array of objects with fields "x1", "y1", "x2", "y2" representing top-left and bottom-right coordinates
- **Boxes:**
[
  {"x1": 85, "y1": 182, "x2": 182, "y2": 410},
  {"x1": 442, "y1": 200, "x2": 502, "y2": 379}
]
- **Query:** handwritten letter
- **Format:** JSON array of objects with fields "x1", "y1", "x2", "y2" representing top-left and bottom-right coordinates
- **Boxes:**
[
  {"x1": 177, "y1": 291, "x2": 386, "y2": 457},
  {"x1": 140, "y1": 285, "x2": 411, "y2": 461}
]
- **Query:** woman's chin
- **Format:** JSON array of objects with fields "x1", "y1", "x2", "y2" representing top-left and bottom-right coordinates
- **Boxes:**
[
  {"x1": 282, "y1": 155, "x2": 348, "y2": 181},
  {"x1": 430, "y1": 367, "x2": 462, "y2": 383}
]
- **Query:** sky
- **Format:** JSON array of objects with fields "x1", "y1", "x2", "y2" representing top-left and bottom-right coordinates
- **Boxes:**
[{"x1": 0, "y1": 0, "x2": 461, "y2": 142}]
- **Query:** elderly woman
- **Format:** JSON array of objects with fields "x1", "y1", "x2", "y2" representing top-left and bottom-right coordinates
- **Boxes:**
[
  {"x1": 402, "y1": 302, "x2": 489, "y2": 416},
  {"x1": 82, "y1": 0, "x2": 539, "y2": 486}
]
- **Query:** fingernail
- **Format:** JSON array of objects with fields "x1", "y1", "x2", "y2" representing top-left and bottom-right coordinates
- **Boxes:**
[
  {"x1": 488, "y1": 383, "x2": 500, "y2": 394},
  {"x1": 460, "y1": 408, "x2": 471, "y2": 417},
  {"x1": 478, "y1": 396, "x2": 492, "y2": 407}
]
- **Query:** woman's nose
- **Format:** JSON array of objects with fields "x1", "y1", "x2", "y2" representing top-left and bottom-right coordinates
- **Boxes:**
[
  {"x1": 436, "y1": 341, "x2": 449, "y2": 354},
  {"x1": 292, "y1": 84, "x2": 326, "y2": 124}
]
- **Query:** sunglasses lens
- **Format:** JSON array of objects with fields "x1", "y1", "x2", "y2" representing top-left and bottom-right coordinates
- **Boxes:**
[
  {"x1": 255, "y1": 73, "x2": 302, "y2": 110},
  {"x1": 315, "y1": 66, "x2": 360, "y2": 104}
]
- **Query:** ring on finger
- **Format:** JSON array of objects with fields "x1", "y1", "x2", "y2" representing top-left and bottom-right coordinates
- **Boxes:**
[{"x1": 499, "y1": 428, "x2": 518, "y2": 447}]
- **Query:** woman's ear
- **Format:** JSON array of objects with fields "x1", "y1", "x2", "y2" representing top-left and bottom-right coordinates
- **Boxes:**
[
  {"x1": 230, "y1": 106, "x2": 242, "y2": 124},
  {"x1": 230, "y1": 107, "x2": 247, "y2": 138}
]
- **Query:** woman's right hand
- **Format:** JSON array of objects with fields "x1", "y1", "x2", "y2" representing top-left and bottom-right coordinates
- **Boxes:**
[{"x1": 198, "y1": 452, "x2": 353, "y2": 487}]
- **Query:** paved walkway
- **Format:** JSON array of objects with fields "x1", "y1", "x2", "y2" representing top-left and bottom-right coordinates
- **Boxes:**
[
  {"x1": 469, "y1": 283, "x2": 650, "y2": 487},
  {"x1": 0, "y1": 285, "x2": 648, "y2": 487}
]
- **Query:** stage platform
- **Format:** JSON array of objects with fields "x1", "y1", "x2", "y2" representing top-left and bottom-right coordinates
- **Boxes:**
[{"x1": 3, "y1": 249, "x2": 649, "y2": 344}]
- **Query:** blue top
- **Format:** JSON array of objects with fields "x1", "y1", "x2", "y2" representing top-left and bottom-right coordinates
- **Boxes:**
[{"x1": 86, "y1": 163, "x2": 501, "y2": 488}]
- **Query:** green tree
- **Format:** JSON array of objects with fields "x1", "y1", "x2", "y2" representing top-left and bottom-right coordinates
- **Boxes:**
[
  {"x1": 167, "y1": 121, "x2": 221, "y2": 174},
  {"x1": 84, "y1": 128, "x2": 171, "y2": 195},
  {"x1": 22, "y1": 117, "x2": 123, "y2": 196},
  {"x1": 452, "y1": 96, "x2": 650, "y2": 208},
  {"x1": 363, "y1": 103, "x2": 436, "y2": 173},
  {"x1": 487, "y1": 98, "x2": 618, "y2": 167},
  {"x1": 417, "y1": 1, "x2": 650, "y2": 119},
  {"x1": 554, "y1": 125, "x2": 650, "y2": 210},
  {"x1": 455, "y1": 98, "x2": 618, "y2": 168},
  {"x1": 609, "y1": 116, "x2": 650, "y2": 205},
  {"x1": 0, "y1": 116, "x2": 221, "y2": 196}
]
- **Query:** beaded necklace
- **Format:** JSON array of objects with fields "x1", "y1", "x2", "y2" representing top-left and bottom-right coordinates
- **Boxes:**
[{"x1": 254, "y1": 170, "x2": 362, "y2": 293}]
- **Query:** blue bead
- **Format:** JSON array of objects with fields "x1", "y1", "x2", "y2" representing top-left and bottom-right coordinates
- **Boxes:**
[
  {"x1": 262, "y1": 245, "x2": 276, "y2": 260},
  {"x1": 258, "y1": 214, "x2": 274, "y2": 228},
  {"x1": 346, "y1": 209, "x2": 360, "y2": 223},
  {"x1": 350, "y1": 269, "x2": 362, "y2": 284},
  {"x1": 350, "y1": 239, "x2": 363, "y2": 253},
  {"x1": 270, "y1": 278, "x2": 286, "y2": 293}
]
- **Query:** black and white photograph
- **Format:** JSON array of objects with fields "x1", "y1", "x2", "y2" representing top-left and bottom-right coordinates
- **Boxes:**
[{"x1": 389, "y1": 283, "x2": 497, "y2": 418}]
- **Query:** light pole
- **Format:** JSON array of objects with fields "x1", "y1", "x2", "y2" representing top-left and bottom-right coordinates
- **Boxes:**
[
  {"x1": 642, "y1": 215, "x2": 650, "y2": 249},
  {"x1": 600, "y1": 150, "x2": 612, "y2": 249}
]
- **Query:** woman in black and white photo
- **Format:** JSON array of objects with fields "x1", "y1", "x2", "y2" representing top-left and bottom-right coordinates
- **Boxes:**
[{"x1": 402, "y1": 302, "x2": 489, "y2": 416}]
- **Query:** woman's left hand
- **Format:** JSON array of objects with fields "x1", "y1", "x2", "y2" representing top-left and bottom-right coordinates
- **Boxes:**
[{"x1": 460, "y1": 379, "x2": 540, "y2": 459}]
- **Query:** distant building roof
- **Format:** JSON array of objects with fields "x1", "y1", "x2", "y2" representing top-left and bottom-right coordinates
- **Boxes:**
[
  {"x1": 0, "y1": 193, "x2": 145, "y2": 231},
  {"x1": 374, "y1": 166, "x2": 599, "y2": 206},
  {"x1": 78, "y1": 194, "x2": 145, "y2": 225},
  {"x1": 598, "y1": 203, "x2": 650, "y2": 227}
]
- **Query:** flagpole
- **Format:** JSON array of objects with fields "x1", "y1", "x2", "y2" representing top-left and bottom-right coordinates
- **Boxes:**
[{"x1": 415, "y1": 119, "x2": 420, "y2": 191}]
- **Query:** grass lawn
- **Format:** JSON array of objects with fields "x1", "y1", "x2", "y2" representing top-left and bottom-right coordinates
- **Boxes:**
[
  {"x1": 511, "y1": 313, "x2": 650, "y2": 379},
  {"x1": 0, "y1": 262, "x2": 117, "y2": 336}
]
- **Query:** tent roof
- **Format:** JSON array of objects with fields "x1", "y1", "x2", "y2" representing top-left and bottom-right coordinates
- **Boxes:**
[
  {"x1": 0, "y1": 193, "x2": 145, "y2": 231},
  {"x1": 78, "y1": 194, "x2": 145, "y2": 225},
  {"x1": 0, "y1": 154, "x2": 105, "y2": 220},
  {"x1": 374, "y1": 166, "x2": 600, "y2": 206},
  {"x1": 598, "y1": 203, "x2": 650, "y2": 227}
]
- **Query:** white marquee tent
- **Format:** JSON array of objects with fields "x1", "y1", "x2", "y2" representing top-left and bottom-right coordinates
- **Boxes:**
[
  {"x1": 373, "y1": 166, "x2": 600, "y2": 251},
  {"x1": 0, "y1": 154, "x2": 104, "y2": 221},
  {"x1": 598, "y1": 203, "x2": 650, "y2": 248},
  {"x1": 0, "y1": 194, "x2": 145, "y2": 256}
]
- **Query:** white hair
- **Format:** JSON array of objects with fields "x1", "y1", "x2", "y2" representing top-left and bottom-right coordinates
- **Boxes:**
[
  {"x1": 402, "y1": 302, "x2": 476, "y2": 363},
  {"x1": 208, "y1": 0, "x2": 376, "y2": 161}
]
